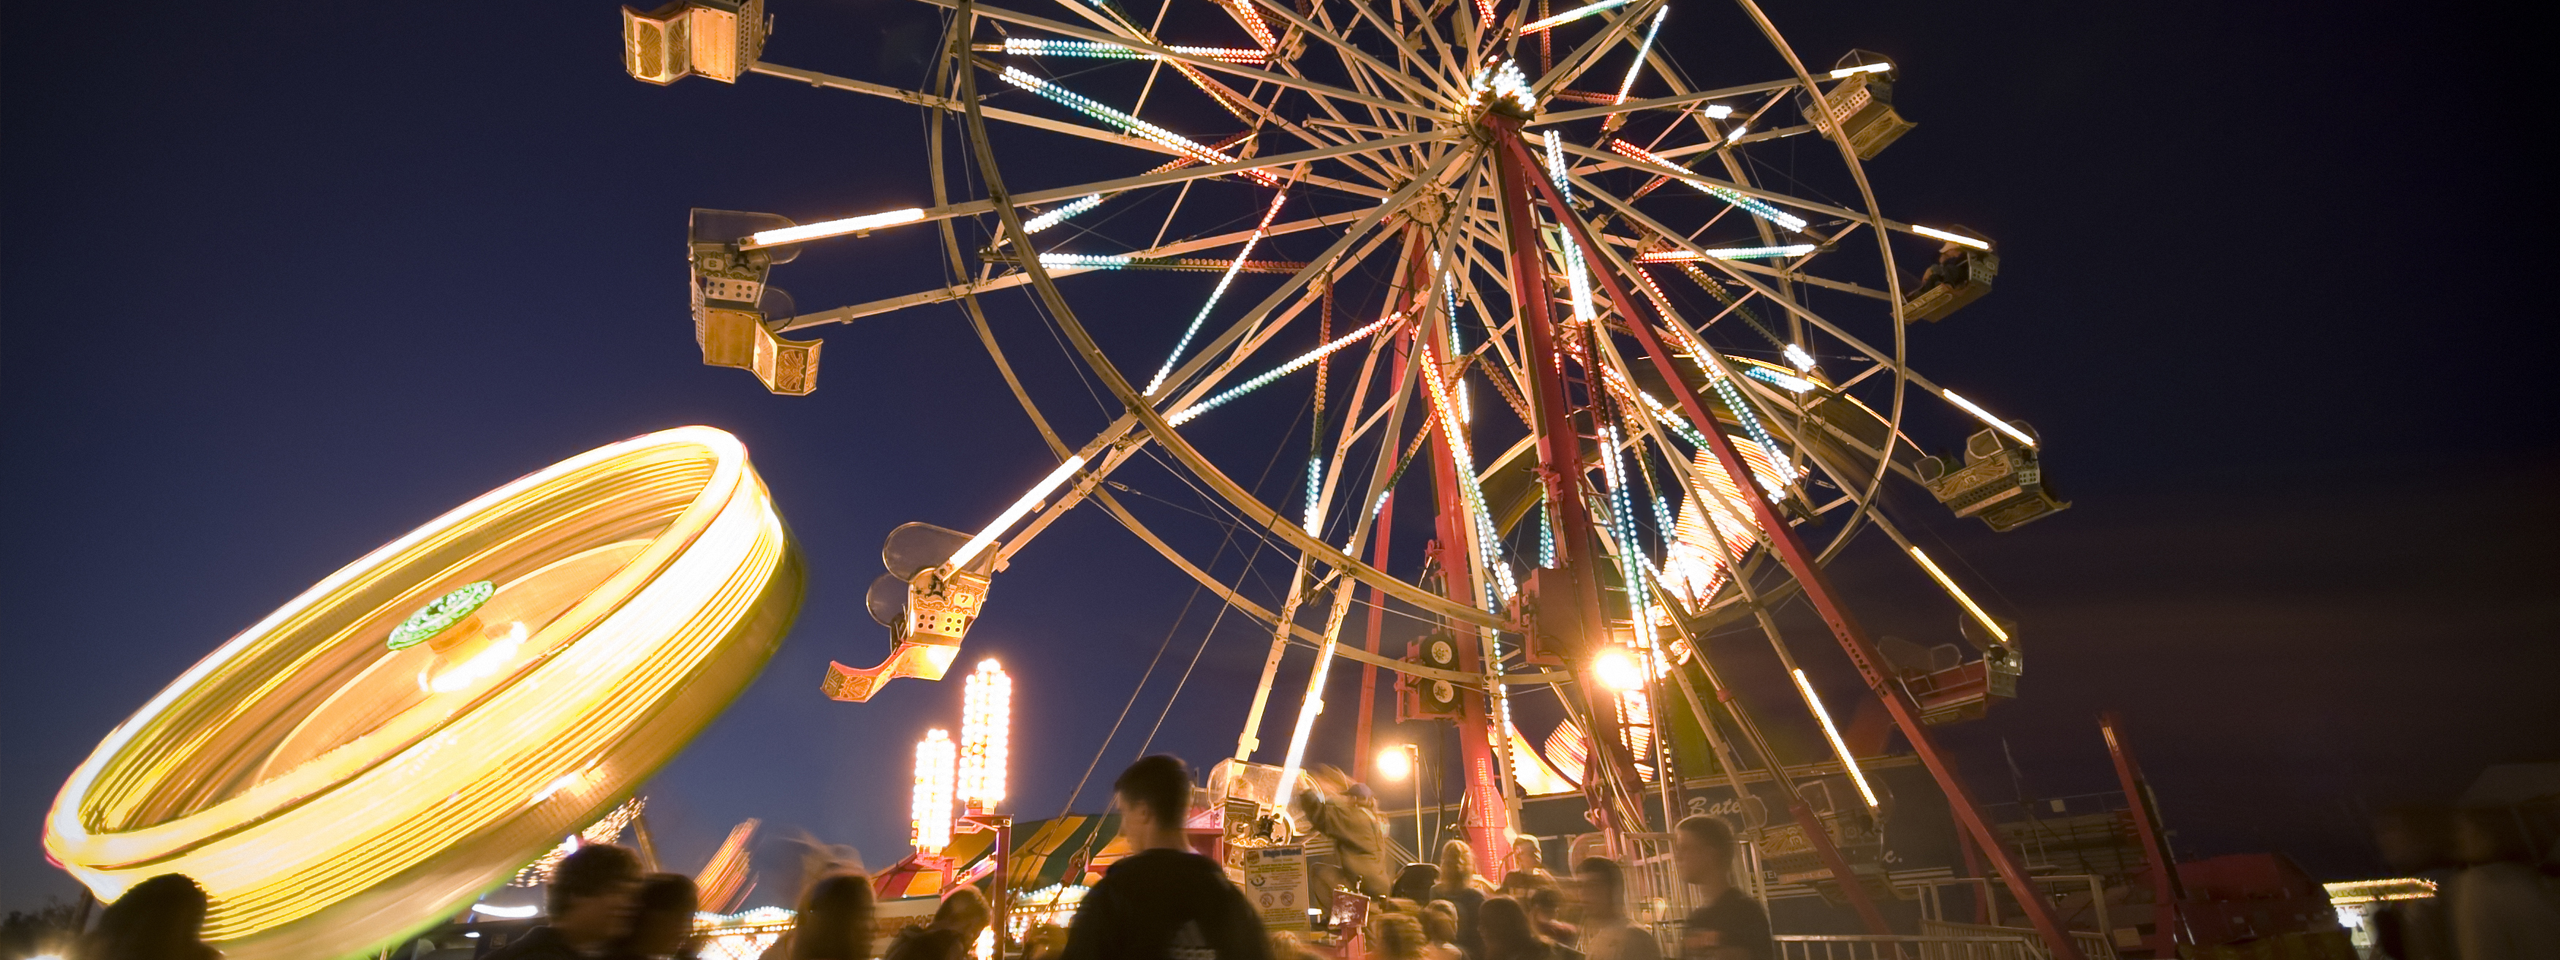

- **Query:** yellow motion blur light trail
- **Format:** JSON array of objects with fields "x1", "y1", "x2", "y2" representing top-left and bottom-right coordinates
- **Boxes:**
[{"x1": 43, "y1": 427, "x2": 804, "y2": 960}]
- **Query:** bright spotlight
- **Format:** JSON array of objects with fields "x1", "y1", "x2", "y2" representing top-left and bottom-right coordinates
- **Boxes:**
[
  {"x1": 1376, "y1": 746, "x2": 1413, "y2": 781},
  {"x1": 1593, "y1": 647, "x2": 1645, "y2": 691}
]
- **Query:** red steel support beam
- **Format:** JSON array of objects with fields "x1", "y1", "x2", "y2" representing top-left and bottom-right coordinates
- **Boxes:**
[
  {"x1": 1392, "y1": 227, "x2": 1513, "y2": 870},
  {"x1": 2103, "y1": 712, "x2": 2184, "y2": 958},
  {"x1": 1485, "y1": 114, "x2": 1650, "y2": 842},
  {"x1": 1501, "y1": 128, "x2": 2087, "y2": 960}
]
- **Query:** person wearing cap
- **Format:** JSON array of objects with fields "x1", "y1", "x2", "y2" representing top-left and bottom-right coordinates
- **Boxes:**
[{"x1": 1298, "y1": 765, "x2": 1395, "y2": 898}]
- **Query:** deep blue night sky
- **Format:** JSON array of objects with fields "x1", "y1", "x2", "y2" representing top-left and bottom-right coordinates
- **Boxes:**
[{"x1": 3, "y1": 0, "x2": 2554, "y2": 919}]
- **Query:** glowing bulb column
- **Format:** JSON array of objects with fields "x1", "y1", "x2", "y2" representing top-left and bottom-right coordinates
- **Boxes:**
[
  {"x1": 42, "y1": 427, "x2": 805, "y2": 960},
  {"x1": 956, "y1": 659, "x2": 1014, "y2": 956}
]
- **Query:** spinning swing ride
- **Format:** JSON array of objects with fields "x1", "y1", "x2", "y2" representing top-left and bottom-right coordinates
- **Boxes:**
[{"x1": 631, "y1": 0, "x2": 2075, "y2": 954}]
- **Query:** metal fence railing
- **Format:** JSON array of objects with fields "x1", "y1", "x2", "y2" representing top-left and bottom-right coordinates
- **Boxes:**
[{"x1": 1774, "y1": 934, "x2": 2041, "y2": 960}]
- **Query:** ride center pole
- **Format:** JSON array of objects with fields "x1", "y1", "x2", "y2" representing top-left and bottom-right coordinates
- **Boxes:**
[{"x1": 1484, "y1": 113, "x2": 1652, "y2": 845}]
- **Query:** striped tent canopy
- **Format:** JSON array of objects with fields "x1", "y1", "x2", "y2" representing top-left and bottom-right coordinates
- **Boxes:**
[{"x1": 873, "y1": 813, "x2": 1130, "y2": 903}]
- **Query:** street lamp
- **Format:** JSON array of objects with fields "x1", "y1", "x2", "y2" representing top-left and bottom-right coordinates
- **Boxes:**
[
  {"x1": 1376, "y1": 744, "x2": 1424, "y2": 858},
  {"x1": 1593, "y1": 647, "x2": 1645, "y2": 692}
]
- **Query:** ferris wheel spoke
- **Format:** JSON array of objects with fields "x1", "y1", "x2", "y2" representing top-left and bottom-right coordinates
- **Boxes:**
[
  {"x1": 776, "y1": 210, "x2": 1358, "y2": 332},
  {"x1": 1573, "y1": 175, "x2": 1981, "y2": 466},
  {"x1": 1024, "y1": 0, "x2": 1266, "y2": 123},
  {"x1": 1526, "y1": 77, "x2": 1797, "y2": 125},
  {"x1": 1247, "y1": 0, "x2": 1448, "y2": 106},
  {"x1": 1685, "y1": 257, "x2": 1891, "y2": 302},
  {"x1": 1392, "y1": 0, "x2": 1475, "y2": 94},
  {"x1": 1333, "y1": 0, "x2": 1469, "y2": 103},
  {"x1": 749, "y1": 60, "x2": 1188, "y2": 157},
  {"x1": 1528, "y1": 0, "x2": 1661, "y2": 101},
  {"x1": 1163, "y1": 228, "x2": 1409, "y2": 418},
  {"x1": 925, "y1": 0, "x2": 1434, "y2": 116}
]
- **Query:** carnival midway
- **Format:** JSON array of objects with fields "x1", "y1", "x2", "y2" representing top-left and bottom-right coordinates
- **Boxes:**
[{"x1": 22, "y1": 0, "x2": 2507, "y2": 959}]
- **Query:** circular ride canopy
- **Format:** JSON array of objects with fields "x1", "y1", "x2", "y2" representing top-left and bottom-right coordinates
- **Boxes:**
[{"x1": 43, "y1": 426, "x2": 805, "y2": 960}]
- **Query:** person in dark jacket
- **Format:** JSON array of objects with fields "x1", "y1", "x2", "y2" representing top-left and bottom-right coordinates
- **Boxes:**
[
  {"x1": 1297, "y1": 768, "x2": 1394, "y2": 898},
  {"x1": 1672, "y1": 816, "x2": 1769, "y2": 960},
  {"x1": 884, "y1": 887, "x2": 990, "y2": 960},
  {"x1": 68, "y1": 873, "x2": 221, "y2": 960},
  {"x1": 1431, "y1": 841, "x2": 1491, "y2": 960},
  {"x1": 758, "y1": 872, "x2": 875, "y2": 960},
  {"x1": 488, "y1": 845, "x2": 644, "y2": 960},
  {"x1": 609, "y1": 873, "x2": 701, "y2": 960},
  {"x1": 1058, "y1": 755, "x2": 1272, "y2": 960},
  {"x1": 1391, "y1": 864, "x2": 1442, "y2": 905}
]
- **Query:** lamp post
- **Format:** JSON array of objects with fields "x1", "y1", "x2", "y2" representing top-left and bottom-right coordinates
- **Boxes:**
[{"x1": 1377, "y1": 743, "x2": 1424, "y2": 857}]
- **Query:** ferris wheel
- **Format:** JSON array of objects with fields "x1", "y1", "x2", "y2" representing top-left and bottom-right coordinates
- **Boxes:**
[{"x1": 625, "y1": 0, "x2": 2078, "y2": 954}]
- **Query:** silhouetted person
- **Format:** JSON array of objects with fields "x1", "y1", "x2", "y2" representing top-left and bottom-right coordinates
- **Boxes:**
[
  {"x1": 1392, "y1": 864, "x2": 1442, "y2": 904},
  {"x1": 1370, "y1": 912, "x2": 1456, "y2": 960},
  {"x1": 1058, "y1": 755, "x2": 1270, "y2": 960},
  {"x1": 1420, "y1": 901, "x2": 1463, "y2": 958},
  {"x1": 2370, "y1": 805, "x2": 2457, "y2": 960},
  {"x1": 2450, "y1": 806, "x2": 2560, "y2": 960},
  {"x1": 1916, "y1": 245, "x2": 1969, "y2": 294},
  {"x1": 1508, "y1": 838, "x2": 1556, "y2": 888},
  {"x1": 1672, "y1": 816, "x2": 1768, "y2": 960},
  {"x1": 491, "y1": 845, "x2": 643, "y2": 960},
  {"x1": 884, "y1": 887, "x2": 990, "y2": 960},
  {"x1": 70, "y1": 873, "x2": 219, "y2": 960},
  {"x1": 1298, "y1": 766, "x2": 1395, "y2": 897},
  {"x1": 761, "y1": 872, "x2": 876, "y2": 960},
  {"x1": 1572, "y1": 857, "x2": 1659, "y2": 960},
  {"x1": 1479, "y1": 896, "x2": 1574, "y2": 960},
  {"x1": 1527, "y1": 887, "x2": 1577, "y2": 947},
  {"x1": 1433, "y1": 840, "x2": 1491, "y2": 959},
  {"x1": 609, "y1": 873, "x2": 701, "y2": 960}
]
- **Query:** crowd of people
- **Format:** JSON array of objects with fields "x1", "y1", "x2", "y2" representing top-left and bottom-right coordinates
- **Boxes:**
[
  {"x1": 2367, "y1": 805, "x2": 2560, "y2": 960},
  {"x1": 58, "y1": 754, "x2": 1773, "y2": 960}
]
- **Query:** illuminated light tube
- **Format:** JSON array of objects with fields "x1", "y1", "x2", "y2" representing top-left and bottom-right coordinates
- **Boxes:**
[
  {"x1": 1608, "y1": 140, "x2": 1810, "y2": 233},
  {"x1": 43, "y1": 427, "x2": 803, "y2": 960},
  {"x1": 1542, "y1": 131, "x2": 1576, "y2": 201},
  {"x1": 993, "y1": 37, "x2": 1267, "y2": 63},
  {"x1": 1726, "y1": 123, "x2": 1749, "y2": 143},
  {"x1": 1520, "y1": 0, "x2": 1640, "y2": 34},
  {"x1": 998, "y1": 67, "x2": 1277, "y2": 186},
  {"x1": 1023, "y1": 194, "x2": 1105, "y2": 233},
  {"x1": 1701, "y1": 104, "x2": 1735, "y2": 119},
  {"x1": 1634, "y1": 244, "x2": 1815, "y2": 262},
  {"x1": 946, "y1": 454, "x2": 1090, "y2": 572},
  {"x1": 912, "y1": 729, "x2": 956, "y2": 855},
  {"x1": 1165, "y1": 311, "x2": 1404, "y2": 426},
  {"x1": 1037, "y1": 252, "x2": 1131, "y2": 270},
  {"x1": 957, "y1": 659, "x2": 1012, "y2": 812},
  {"x1": 1213, "y1": 0, "x2": 1279, "y2": 50},
  {"x1": 1614, "y1": 7, "x2": 1669, "y2": 102},
  {"x1": 1940, "y1": 389, "x2": 2037, "y2": 447},
  {"x1": 1742, "y1": 365, "x2": 1817, "y2": 394},
  {"x1": 1783, "y1": 343, "x2": 1815, "y2": 372},
  {"x1": 1907, "y1": 547, "x2": 2011, "y2": 644},
  {"x1": 470, "y1": 904, "x2": 539, "y2": 919},
  {"x1": 1303, "y1": 456, "x2": 1324, "y2": 532},
  {"x1": 746, "y1": 207, "x2": 926, "y2": 248},
  {"x1": 1417, "y1": 342, "x2": 1517, "y2": 607},
  {"x1": 1912, "y1": 224, "x2": 1992, "y2": 250},
  {"x1": 1150, "y1": 187, "x2": 1292, "y2": 395},
  {"x1": 1790, "y1": 668, "x2": 1880, "y2": 808},
  {"x1": 1561, "y1": 232, "x2": 1598, "y2": 322},
  {"x1": 1829, "y1": 61, "x2": 1893, "y2": 78}
]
